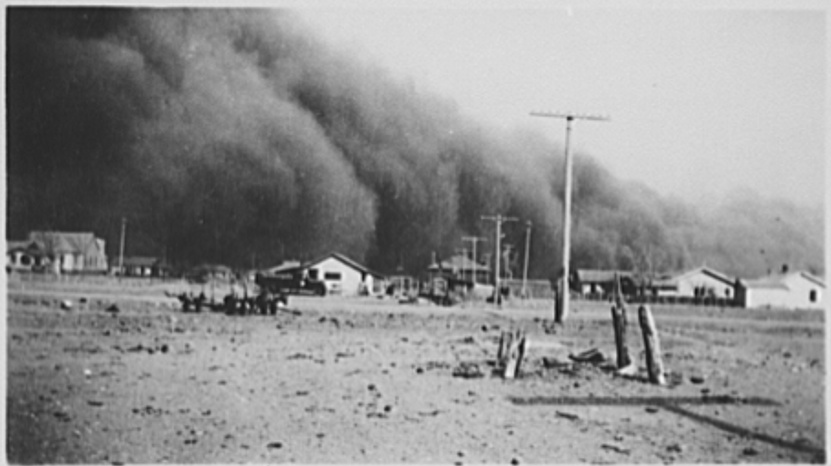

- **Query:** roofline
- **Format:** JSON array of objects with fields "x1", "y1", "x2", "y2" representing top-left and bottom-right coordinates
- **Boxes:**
[
  {"x1": 304, "y1": 252, "x2": 386, "y2": 278},
  {"x1": 798, "y1": 272, "x2": 826, "y2": 288},
  {"x1": 674, "y1": 266, "x2": 735, "y2": 285}
]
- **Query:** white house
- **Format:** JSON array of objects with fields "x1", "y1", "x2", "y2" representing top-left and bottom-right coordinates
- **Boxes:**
[
  {"x1": 652, "y1": 266, "x2": 736, "y2": 299},
  {"x1": 737, "y1": 271, "x2": 825, "y2": 310},
  {"x1": 302, "y1": 252, "x2": 385, "y2": 297}
]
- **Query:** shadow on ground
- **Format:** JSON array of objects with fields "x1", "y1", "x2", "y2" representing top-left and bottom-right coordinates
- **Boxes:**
[{"x1": 508, "y1": 395, "x2": 824, "y2": 461}]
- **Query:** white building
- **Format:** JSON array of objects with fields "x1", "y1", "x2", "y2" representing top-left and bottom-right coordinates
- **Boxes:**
[
  {"x1": 737, "y1": 271, "x2": 824, "y2": 310},
  {"x1": 302, "y1": 252, "x2": 385, "y2": 297},
  {"x1": 652, "y1": 266, "x2": 736, "y2": 299}
]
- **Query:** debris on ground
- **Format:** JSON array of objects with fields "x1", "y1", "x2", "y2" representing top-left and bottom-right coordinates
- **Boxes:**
[
  {"x1": 742, "y1": 447, "x2": 759, "y2": 456},
  {"x1": 601, "y1": 443, "x2": 631, "y2": 455},
  {"x1": 542, "y1": 357, "x2": 570, "y2": 369},
  {"x1": 60, "y1": 300, "x2": 73, "y2": 311},
  {"x1": 569, "y1": 348, "x2": 605, "y2": 365},
  {"x1": 106, "y1": 304, "x2": 120, "y2": 314},
  {"x1": 555, "y1": 410, "x2": 579, "y2": 421},
  {"x1": 452, "y1": 362, "x2": 484, "y2": 379}
]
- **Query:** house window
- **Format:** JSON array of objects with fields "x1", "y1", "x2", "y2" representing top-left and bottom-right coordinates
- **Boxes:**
[
  {"x1": 809, "y1": 289, "x2": 817, "y2": 303},
  {"x1": 307, "y1": 269, "x2": 319, "y2": 280},
  {"x1": 324, "y1": 272, "x2": 342, "y2": 281}
]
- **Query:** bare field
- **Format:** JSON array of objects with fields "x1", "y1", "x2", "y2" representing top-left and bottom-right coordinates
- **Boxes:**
[{"x1": 5, "y1": 279, "x2": 825, "y2": 464}]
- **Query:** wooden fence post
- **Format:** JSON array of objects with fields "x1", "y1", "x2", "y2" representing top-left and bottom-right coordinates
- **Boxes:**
[
  {"x1": 611, "y1": 272, "x2": 632, "y2": 370},
  {"x1": 497, "y1": 331, "x2": 508, "y2": 363},
  {"x1": 611, "y1": 305, "x2": 632, "y2": 369},
  {"x1": 638, "y1": 305, "x2": 666, "y2": 385}
]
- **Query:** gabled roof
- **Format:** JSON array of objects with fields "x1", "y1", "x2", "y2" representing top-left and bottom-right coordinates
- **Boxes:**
[
  {"x1": 304, "y1": 252, "x2": 386, "y2": 279},
  {"x1": 263, "y1": 261, "x2": 303, "y2": 274},
  {"x1": 6, "y1": 240, "x2": 39, "y2": 253},
  {"x1": 796, "y1": 271, "x2": 825, "y2": 288},
  {"x1": 671, "y1": 266, "x2": 735, "y2": 286},
  {"x1": 28, "y1": 231, "x2": 103, "y2": 255},
  {"x1": 742, "y1": 271, "x2": 826, "y2": 290},
  {"x1": 427, "y1": 254, "x2": 490, "y2": 272}
]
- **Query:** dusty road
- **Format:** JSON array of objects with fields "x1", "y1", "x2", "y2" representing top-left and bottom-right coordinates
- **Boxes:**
[{"x1": 6, "y1": 284, "x2": 825, "y2": 464}]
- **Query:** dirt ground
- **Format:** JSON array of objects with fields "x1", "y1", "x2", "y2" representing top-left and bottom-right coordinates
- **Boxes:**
[{"x1": 5, "y1": 278, "x2": 826, "y2": 464}]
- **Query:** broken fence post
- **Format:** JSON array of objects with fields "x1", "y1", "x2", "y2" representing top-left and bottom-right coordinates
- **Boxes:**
[
  {"x1": 611, "y1": 272, "x2": 633, "y2": 371},
  {"x1": 502, "y1": 329, "x2": 527, "y2": 379},
  {"x1": 611, "y1": 305, "x2": 632, "y2": 369},
  {"x1": 638, "y1": 305, "x2": 666, "y2": 385},
  {"x1": 497, "y1": 331, "x2": 508, "y2": 363}
]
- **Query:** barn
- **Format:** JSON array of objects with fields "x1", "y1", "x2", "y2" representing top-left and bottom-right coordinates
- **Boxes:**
[{"x1": 736, "y1": 271, "x2": 824, "y2": 310}]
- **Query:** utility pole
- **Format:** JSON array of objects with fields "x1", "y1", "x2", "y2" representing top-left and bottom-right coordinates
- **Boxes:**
[
  {"x1": 481, "y1": 215, "x2": 518, "y2": 308},
  {"x1": 455, "y1": 247, "x2": 469, "y2": 281},
  {"x1": 118, "y1": 217, "x2": 127, "y2": 276},
  {"x1": 530, "y1": 111, "x2": 609, "y2": 323},
  {"x1": 462, "y1": 236, "x2": 486, "y2": 284},
  {"x1": 502, "y1": 244, "x2": 515, "y2": 280},
  {"x1": 522, "y1": 220, "x2": 532, "y2": 299}
]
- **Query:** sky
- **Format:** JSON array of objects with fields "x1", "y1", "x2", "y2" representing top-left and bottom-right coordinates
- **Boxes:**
[{"x1": 295, "y1": 3, "x2": 826, "y2": 207}]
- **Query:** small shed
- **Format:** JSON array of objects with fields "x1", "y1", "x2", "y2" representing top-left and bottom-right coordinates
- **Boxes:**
[
  {"x1": 118, "y1": 256, "x2": 171, "y2": 278},
  {"x1": 572, "y1": 269, "x2": 638, "y2": 299}
]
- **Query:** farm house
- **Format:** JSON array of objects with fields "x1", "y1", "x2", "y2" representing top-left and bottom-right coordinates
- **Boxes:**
[
  {"x1": 276, "y1": 252, "x2": 385, "y2": 297},
  {"x1": 736, "y1": 271, "x2": 825, "y2": 310},
  {"x1": 10, "y1": 231, "x2": 109, "y2": 274},
  {"x1": 650, "y1": 266, "x2": 736, "y2": 299}
]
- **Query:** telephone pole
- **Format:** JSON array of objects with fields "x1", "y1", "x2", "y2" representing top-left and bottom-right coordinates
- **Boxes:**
[
  {"x1": 522, "y1": 220, "x2": 532, "y2": 298},
  {"x1": 502, "y1": 244, "x2": 515, "y2": 280},
  {"x1": 530, "y1": 111, "x2": 609, "y2": 323},
  {"x1": 481, "y1": 215, "x2": 518, "y2": 307},
  {"x1": 462, "y1": 236, "x2": 486, "y2": 284},
  {"x1": 118, "y1": 217, "x2": 127, "y2": 276},
  {"x1": 455, "y1": 247, "x2": 469, "y2": 281}
]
